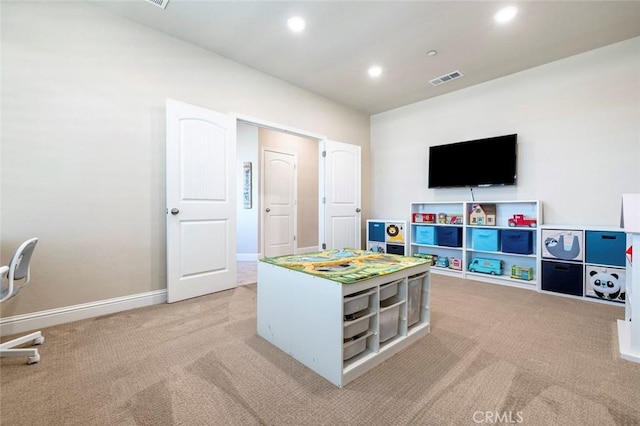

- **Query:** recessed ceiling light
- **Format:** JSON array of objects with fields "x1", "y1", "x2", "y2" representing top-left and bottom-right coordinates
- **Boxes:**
[
  {"x1": 426, "y1": 50, "x2": 438, "y2": 57},
  {"x1": 287, "y1": 16, "x2": 306, "y2": 33},
  {"x1": 368, "y1": 66, "x2": 383, "y2": 78},
  {"x1": 494, "y1": 6, "x2": 518, "y2": 23}
]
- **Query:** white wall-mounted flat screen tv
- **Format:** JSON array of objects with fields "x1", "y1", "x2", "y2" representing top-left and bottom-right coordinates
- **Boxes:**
[{"x1": 428, "y1": 134, "x2": 517, "y2": 188}]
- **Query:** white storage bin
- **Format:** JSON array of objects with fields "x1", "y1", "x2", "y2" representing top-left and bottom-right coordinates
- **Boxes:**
[
  {"x1": 379, "y1": 280, "x2": 400, "y2": 301},
  {"x1": 407, "y1": 273, "x2": 425, "y2": 326},
  {"x1": 379, "y1": 299, "x2": 402, "y2": 342},
  {"x1": 343, "y1": 290, "x2": 373, "y2": 316},
  {"x1": 343, "y1": 331, "x2": 371, "y2": 361},
  {"x1": 343, "y1": 311, "x2": 374, "y2": 339}
]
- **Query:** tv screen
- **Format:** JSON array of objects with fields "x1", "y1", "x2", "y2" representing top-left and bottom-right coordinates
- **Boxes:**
[{"x1": 428, "y1": 134, "x2": 517, "y2": 188}]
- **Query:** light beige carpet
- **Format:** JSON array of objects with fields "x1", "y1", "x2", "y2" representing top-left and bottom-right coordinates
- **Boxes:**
[{"x1": 1, "y1": 275, "x2": 639, "y2": 425}]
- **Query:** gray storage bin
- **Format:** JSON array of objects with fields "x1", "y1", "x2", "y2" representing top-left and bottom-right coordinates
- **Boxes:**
[
  {"x1": 343, "y1": 290, "x2": 373, "y2": 316},
  {"x1": 379, "y1": 280, "x2": 400, "y2": 301},
  {"x1": 343, "y1": 331, "x2": 371, "y2": 361},
  {"x1": 343, "y1": 311, "x2": 373, "y2": 339},
  {"x1": 379, "y1": 299, "x2": 402, "y2": 342},
  {"x1": 407, "y1": 273, "x2": 425, "y2": 326}
]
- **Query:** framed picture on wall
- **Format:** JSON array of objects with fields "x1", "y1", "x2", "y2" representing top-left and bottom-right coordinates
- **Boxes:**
[{"x1": 243, "y1": 162, "x2": 252, "y2": 209}]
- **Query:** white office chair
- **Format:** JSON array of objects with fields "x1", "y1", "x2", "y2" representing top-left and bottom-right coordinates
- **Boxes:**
[{"x1": 0, "y1": 237, "x2": 43, "y2": 364}]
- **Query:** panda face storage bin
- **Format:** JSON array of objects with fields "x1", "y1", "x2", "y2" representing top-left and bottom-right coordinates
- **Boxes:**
[{"x1": 585, "y1": 265, "x2": 626, "y2": 303}]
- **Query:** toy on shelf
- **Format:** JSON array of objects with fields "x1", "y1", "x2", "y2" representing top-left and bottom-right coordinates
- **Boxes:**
[
  {"x1": 439, "y1": 212, "x2": 462, "y2": 224},
  {"x1": 435, "y1": 257, "x2": 450, "y2": 268},
  {"x1": 413, "y1": 253, "x2": 437, "y2": 265},
  {"x1": 447, "y1": 214, "x2": 463, "y2": 225},
  {"x1": 468, "y1": 258, "x2": 503, "y2": 275},
  {"x1": 449, "y1": 258, "x2": 462, "y2": 270},
  {"x1": 508, "y1": 214, "x2": 537, "y2": 227},
  {"x1": 412, "y1": 213, "x2": 436, "y2": 223},
  {"x1": 511, "y1": 265, "x2": 533, "y2": 280},
  {"x1": 469, "y1": 204, "x2": 497, "y2": 226}
]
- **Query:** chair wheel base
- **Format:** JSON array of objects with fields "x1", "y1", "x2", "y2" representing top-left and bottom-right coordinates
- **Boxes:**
[{"x1": 27, "y1": 353, "x2": 40, "y2": 364}]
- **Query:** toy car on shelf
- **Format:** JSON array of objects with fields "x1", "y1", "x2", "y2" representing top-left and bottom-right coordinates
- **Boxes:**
[
  {"x1": 468, "y1": 258, "x2": 503, "y2": 275},
  {"x1": 508, "y1": 214, "x2": 537, "y2": 227},
  {"x1": 435, "y1": 257, "x2": 450, "y2": 268}
]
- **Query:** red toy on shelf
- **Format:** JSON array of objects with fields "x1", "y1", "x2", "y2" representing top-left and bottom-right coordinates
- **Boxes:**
[{"x1": 508, "y1": 214, "x2": 537, "y2": 227}]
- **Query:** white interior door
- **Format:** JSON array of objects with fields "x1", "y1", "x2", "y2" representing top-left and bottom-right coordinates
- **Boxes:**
[
  {"x1": 263, "y1": 149, "x2": 296, "y2": 258},
  {"x1": 166, "y1": 99, "x2": 236, "y2": 303},
  {"x1": 320, "y1": 140, "x2": 361, "y2": 250}
]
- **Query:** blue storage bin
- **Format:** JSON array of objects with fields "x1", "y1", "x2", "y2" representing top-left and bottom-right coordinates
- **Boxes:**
[
  {"x1": 472, "y1": 228, "x2": 500, "y2": 251},
  {"x1": 501, "y1": 230, "x2": 533, "y2": 254},
  {"x1": 368, "y1": 221, "x2": 385, "y2": 242},
  {"x1": 585, "y1": 231, "x2": 626, "y2": 267},
  {"x1": 436, "y1": 227, "x2": 462, "y2": 247},
  {"x1": 541, "y1": 261, "x2": 583, "y2": 296},
  {"x1": 415, "y1": 226, "x2": 436, "y2": 245}
]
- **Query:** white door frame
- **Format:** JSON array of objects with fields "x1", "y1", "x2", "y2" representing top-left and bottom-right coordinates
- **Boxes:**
[
  {"x1": 233, "y1": 114, "x2": 327, "y2": 255},
  {"x1": 260, "y1": 147, "x2": 298, "y2": 257}
]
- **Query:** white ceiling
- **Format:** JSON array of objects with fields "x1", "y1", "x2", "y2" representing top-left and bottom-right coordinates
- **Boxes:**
[{"x1": 92, "y1": 0, "x2": 640, "y2": 115}]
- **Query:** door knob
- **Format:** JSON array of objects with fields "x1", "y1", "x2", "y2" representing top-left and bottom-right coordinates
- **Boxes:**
[
  {"x1": 266, "y1": 208, "x2": 271, "y2": 212},
  {"x1": 356, "y1": 208, "x2": 361, "y2": 213},
  {"x1": 171, "y1": 208, "x2": 180, "y2": 215}
]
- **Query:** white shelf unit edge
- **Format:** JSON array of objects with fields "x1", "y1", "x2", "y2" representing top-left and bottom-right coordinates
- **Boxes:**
[
  {"x1": 257, "y1": 260, "x2": 431, "y2": 387},
  {"x1": 409, "y1": 200, "x2": 542, "y2": 290}
]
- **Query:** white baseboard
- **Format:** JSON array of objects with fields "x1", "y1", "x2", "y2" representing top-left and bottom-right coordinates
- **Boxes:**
[
  {"x1": 237, "y1": 253, "x2": 259, "y2": 261},
  {"x1": 297, "y1": 246, "x2": 318, "y2": 254},
  {"x1": 0, "y1": 290, "x2": 167, "y2": 337}
]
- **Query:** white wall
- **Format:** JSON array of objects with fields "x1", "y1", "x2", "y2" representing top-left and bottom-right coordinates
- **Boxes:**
[
  {"x1": 0, "y1": 2, "x2": 370, "y2": 317},
  {"x1": 371, "y1": 37, "x2": 640, "y2": 226},
  {"x1": 236, "y1": 123, "x2": 259, "y2": 260}
]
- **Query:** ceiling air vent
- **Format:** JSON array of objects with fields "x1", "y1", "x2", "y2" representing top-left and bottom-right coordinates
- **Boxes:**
[
  {"x1": 429, "y1": 70, "x2": 464, "y2": 86},
  {"x1": 144, "y1": 0, "x2": 170, "y2": 9}
]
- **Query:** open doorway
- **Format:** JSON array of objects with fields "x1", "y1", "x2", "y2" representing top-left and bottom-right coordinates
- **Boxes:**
[{"x1": 236, "y1": 121, "x2": 319, "y2": 261}]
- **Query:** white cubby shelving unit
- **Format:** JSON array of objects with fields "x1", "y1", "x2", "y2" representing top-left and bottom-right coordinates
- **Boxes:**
[{"x1": 409, "y1": 200, "x2": 542, "y2": 290}]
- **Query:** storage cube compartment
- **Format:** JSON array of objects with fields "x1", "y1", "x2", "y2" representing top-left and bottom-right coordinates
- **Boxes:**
[
  {"x1": 407, "y1": 273, "x2": 425, "y2": 326},
  {"x1": 343, "y1": 290, "x2": 373, "y2": 316},
  {"x1": 379, "y1": 299, "x2": 402, "y2": 342},
  {"x1": 585, "y1": 265, "x2": 626, "y2": 303},
  {"x1": 541, "y1": 260, "x2": 583, "y2": 296},
  {"x1": 343, "y1": 310, "x2": 374, "y2": 339},
  {"x1": 386, "y1": 244, "x2": 405, "y2": 255},
  {"x1": 385, "y1": 222, "x2": 405, "y2": 244},
  {"x1": 501, "y1": 229, "x2": 534, "y2": 254},
  {"x1": 343, "y1": 331, "x2": 372, "y2": 361},
  {"x1": 379, "y1": 280, "x2": 400, "y2": 301},
  {"x1": 585, "y1": 231, "x2": 626, "y2": 267},
  {"x1": 368, "y1": 221, "x2": 385, "y2": 242},
  {"x1": 472, "y1": 228, "x2": 500, "y2": 251},
  {"x1": 436, "y1": 227, "x2": 462, "y2": 247},
  {"x1": 542, "y1": 229, "x2": 583, "y2": 261},
  {"x1": 367, "y1": 242, "x2": 386, "y2": 253},
  {"x1": 415, "y1": 225, "x2": 437, "y2": 245}
]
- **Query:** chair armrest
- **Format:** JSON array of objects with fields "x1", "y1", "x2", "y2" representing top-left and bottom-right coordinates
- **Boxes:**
[{"x1": 0, "y1": 265, "x2": 8, "y2": 280}]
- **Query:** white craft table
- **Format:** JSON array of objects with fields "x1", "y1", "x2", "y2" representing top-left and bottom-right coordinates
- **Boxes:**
[{"x1": 257, "y1": 250, "x2": 430, "y2": 387}]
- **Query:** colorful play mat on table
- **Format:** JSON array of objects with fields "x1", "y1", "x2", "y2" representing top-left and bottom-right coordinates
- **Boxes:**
[{"x1": 260, "y1": 249, "x2": 429, "y2": 284}]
